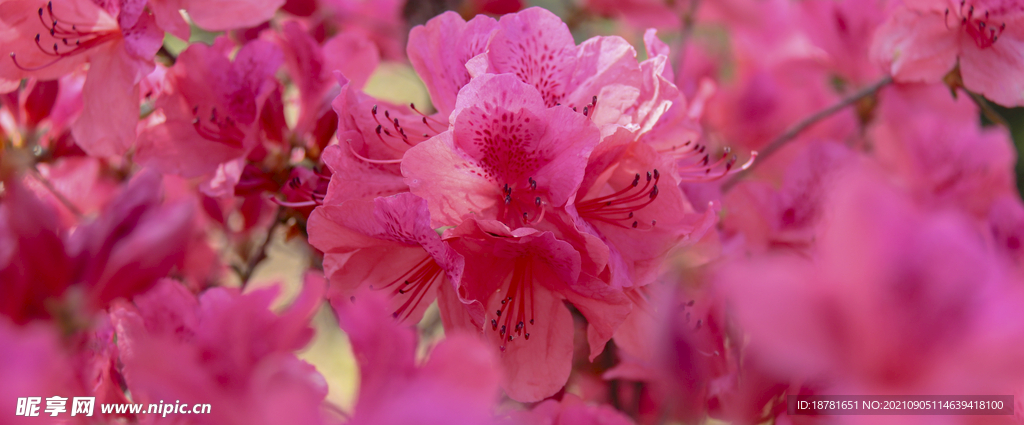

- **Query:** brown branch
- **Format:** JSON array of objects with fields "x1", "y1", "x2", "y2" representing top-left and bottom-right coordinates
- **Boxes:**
[
  {"x1": 965, "y1": 89, "x2": 1008, "y2": 127},
  {"x1": 239, "y1": 206, "x2": 286, "y2": 288},
  {"x1": 675, "y1": 0, "x2": 702, "y2": 72},
  {"x1": 721, "y1": 75, "x2": 893, "y2": 192},
  {"x1": 28, "y1": 166, "x2": 83, "y2": 218}
]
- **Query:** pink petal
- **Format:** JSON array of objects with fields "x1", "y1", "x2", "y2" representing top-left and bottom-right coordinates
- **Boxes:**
[
  {"x1": 407, "y1": 12, "x2": 498, "y2": 116},
  {"x1": 959, "y1": 19, "x2": 1024, "y2": 106},
  {"x1": 495, "y1": 284, "x2": 574, "y2": 402},
  {"x1": 148, "y1": 0, "x2": 190, "y2": 40},
  {"x1": 870, "y1": 7, "x2": 958, "y2": 83},
  {"x1": 182, "y1": 0, "x2": 285, "y2": 31},
  {"x1": 485, "y1": 7, "x2": 578, "y2": 106},
  {"x1": 71, "y1": 42, "x2": 143, "y2": 157}
]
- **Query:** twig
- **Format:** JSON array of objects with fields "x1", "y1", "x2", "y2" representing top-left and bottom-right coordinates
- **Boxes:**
[
  {"x1": 965, "y1": 89, "x2": 1008, "y2": 127},
  {"x1": 28, "y1": 166, "x2": 83, "y2": 218},
  {"x1": 721, "y1": 75, "x2": 893, "y2": 192},
  {"x1": 239, "y1": 206, "x2": 286, "y2": 287},
  {"x1": 675, "y1": 0, "x2": 702, "y2": 72}
]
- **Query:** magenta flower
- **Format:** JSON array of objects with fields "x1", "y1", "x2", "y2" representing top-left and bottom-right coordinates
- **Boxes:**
[
  {"x1": 869, "y1": 83, "x2": 1016, "y2": 217},
  {"x1": 444, "y1": 218, "x2": 630, "y2": 402},
  {"x1": 871, "y1": 0, "x2": 1024, "y2": 106},
  {"x1": 328, "y1": 73, "x2": 443, "y2": 203},
  {"x1": 308, "y1": 192, "x2": 466, "y2": 325},
  {"x1": 570, "y1": 128, "x2": 718, "y2": 288},
  {"x1": 334, "y1": 289, "x2": 503, "y2": 425},
  {"x1": 0, "y1": 318, "x2": 88, "y2": 424},
  {"x1": 0, "y1": 171, "x2": 193, "y2": 324},
  {"x1": 721, "y1": 141, "x2": 857, "y2": 254},
  {"x1": 0, "y1": 0, "x2": 163, "y2": 156},
  {"x1": 718, "y1": 168, "x2": 1024, "y2": 395},
  {"x1": 407, "y1": 11, "x2": 498, "y2": 117},
  {"x1": 510, "y1": 393, "x2": 636, "y2": 425},
  {"x1": 276, "y1": 20, "x2": 379, "y2": 140},
  {"x1": 111, "y1": 275, "x2": 329, "y2": 425},
  {"x1": 402, "y1": 73, "x2": 600, "y2": 229},
  {"x1": 147, "y1": 0, "x2": 285, "y2": 40},
  {"x1": 411, "y1": 8, "x2": 657, "y2": 129},
  {"x1": 135, "y1": 37, "x2": 283, "y2": 197}
]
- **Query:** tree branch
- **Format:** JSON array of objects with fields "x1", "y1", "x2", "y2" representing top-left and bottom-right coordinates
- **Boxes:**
[{"x1": 721, "y1": 75, "x2": 893, "y2": 192}]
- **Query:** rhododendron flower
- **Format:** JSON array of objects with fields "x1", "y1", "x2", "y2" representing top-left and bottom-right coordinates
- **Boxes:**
[
  {"x1": 147, "y1": 0, "x2": 285, "y2": 40},
  {"x1": 721, "y1": 141, "x2": 857, "y2": 254},
  {"x1": 573, "y1": 127, "x2": 719, "y2": 288},
  {"x1": 328, "y1": 73, "x2": 442, "y2": 203},
  {"x1": 510, "y1": 393, "x2": 636, "y2": 425},
  {"x1": 135, "y1": 37, "x2": 283, "y2": 197},
  {"x1": 869, "y1": 83, "x2": 1016, "y2": 216},
  {"x1": 334, "y1": 289, "x2": 503, "y2": 425},
  {"x1": 111, "y1": 275, "x2": 329, "y2": 425},
  {"x1": 407, "y1": 11, "x2": 498, "y2": 117},
  {"x1": 403, "y1": 73, "x2": 601, "y2": 229},
  {"x1": 718, "y1": 168, "x2": 1024, "y2": 395},
  {"x1": 465, "y1": 7, "x2": 645, "y2": 118},
  {"x1": 0, "y1": 0, "x2": 163, "y2": 156},
  {"x1": 411, "y1": 8, "x2": 663, "y2": 131},
  {"x1": 308, "y1": 192, "x2": 465, "y2": 325},
  {"x1": 276, "y1": 21, "x2": 379, "y2": 139},
  {"x1": 871, "y1": 0, "x2": 1024, "y2": 106},
  {"x1": 444, "y1": 219, "x2": 630, "y2": 402},
  {"x1": 0, "y1": 318, "x2": 88, "y2": 425},
  {"x1": 0, "y1": 171, "x2": 193, "y2": 324}
]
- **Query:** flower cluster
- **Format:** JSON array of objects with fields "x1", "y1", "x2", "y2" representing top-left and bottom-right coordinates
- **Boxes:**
[{"x1": 2, "y1": 0, "x2": 1024, "y2": 424}]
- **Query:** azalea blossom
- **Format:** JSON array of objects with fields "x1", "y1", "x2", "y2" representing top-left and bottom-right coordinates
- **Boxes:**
[
  {"x1": 718, "y1": 168, "x2": 1024, "y2": 396},
  {"x1": 444, "y1": 218, "x2": 630, "y2": 402},
  {"x1": 0, "y1": 0, "x2": 163, "y2": 156},
  {"x1": 308, "y1": 192, "x2": 466, "y2": 325},
  {"x1": 871, "y1": 0, "x2": 1024, "y2": 106},
  {"x1": 403, "y1": 73, "x2": 600, "y2": 229},
  {"x1": 135, "y1": 37, "x2": 283, "y2": 197},
  {"x1": 333, "y1": 289, "x2": 504, "y2": 425},
  {"x1": 2, "y1": 2, "x2": 1024, "y2": 424}
]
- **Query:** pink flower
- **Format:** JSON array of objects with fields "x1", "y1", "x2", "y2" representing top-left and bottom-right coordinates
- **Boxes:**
[
  {"x1": 717, "y1": 167, "x2": 1024, "y2": 396},
  {"x1": 334, "y1": 289, "x2": 503, "y2": 425},
  {"x1": 0, "y1": 0, "x2": 163, "y2": 156},
  {"x1": 135, "y1": 37, "x2": 283, "y2": 197},
  {"x1": 308, "y1": 192, "x2": 466, "y2": 325},
  {"x1": 0, "y1": 171, "x2": 193, "y2": 324},
  {"x1": 721, "y1": 141, "x2": 857, "y2": 254},
  {"x1": 0, "y1": 318, "x2": 89, "y2": 424},
  {"x1": 327, "y1": 73, "x2": 444, "y2": 203},
  {"x1": 407, "y1": 11, "x2": 498, "y2": 117},
  {"x1": 147, "y1": 0, "x2": 285, "y2": 40},
  {"x1": 111, "y1": 275, "x2": 329, "y2": 425},
  {"x1": 796, "y1": 0, "x2": 889, "y2": 85},
  {"x1": 27, "y1": 157, "x2": 118, "y2": 226},
  {"x1": 444, "y1": 219, "x2": 630, "y2": 402},
  {"x1": 871, "y1": 0, "x2": 1024, "y2": 106},
  {"x1": 510, "y1": 393, "x2": 635, "y2": 425},
  {"x1": 411, "y1": 8, "x2": 657, "y2": 130},
  {"x1": 276, "y1": 20, "x2": 379, "y2": 139},
  {"x1": 569, "y1": 127, "x2": 717, "y2": 288},
  {"x1": 869, "y1": 83, "x2": 1016, "y2": 217},
  {"x1": 321, "y1": 0, "x2": 406, "y2": 60},
  {"x1": 467, "y1": 7, "x2": 656, "y2": 127},
  {"x1": 402, "y1": 73, "x2": 600, "y2": 229}
]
